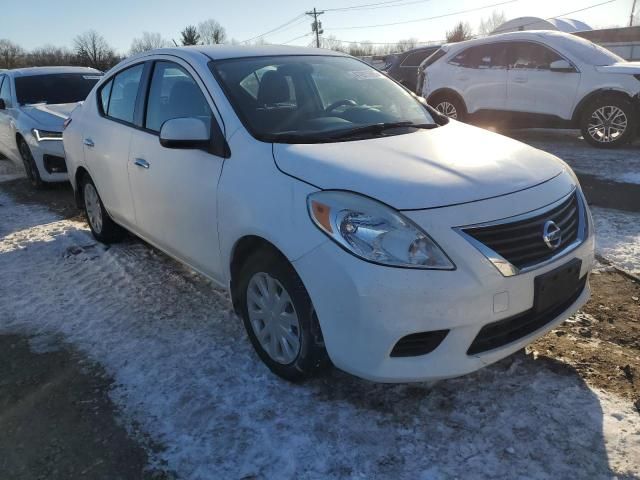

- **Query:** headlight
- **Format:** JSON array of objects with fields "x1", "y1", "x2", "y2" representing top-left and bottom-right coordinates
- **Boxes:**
[
  {"x1": 32, "y1": 128, "x2": 63, "y2": 141},
  {"x1": 307, "y1": 191, "x2": 454, "y2": 270}
]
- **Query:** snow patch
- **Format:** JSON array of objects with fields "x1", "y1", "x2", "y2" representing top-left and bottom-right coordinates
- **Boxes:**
[
  {"x1": 592, "y1": 207, "x2": 640, "y2": 275},
  {"x1": 0, "y1": 190, "x2": 639, "y2": 479}
]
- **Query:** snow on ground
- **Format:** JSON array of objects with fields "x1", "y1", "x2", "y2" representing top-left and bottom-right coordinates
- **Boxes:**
[
  {"x1": 1, "y1": 191, "x2": 639, "y2": 479},
  {"x1": 506, "y1": 129, "x2": 640, "y2": 185},
  {"x1": 592, "y1": 207, "x2": 640, "y2": 275}
]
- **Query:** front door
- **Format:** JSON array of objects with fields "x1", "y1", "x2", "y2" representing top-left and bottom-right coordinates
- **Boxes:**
[
  {"x1": 506, "y1": 41, "x2": 581, "y2": 120},
  {"x1": 127, "y1": 59, "x2": 225, "y2": 279}
]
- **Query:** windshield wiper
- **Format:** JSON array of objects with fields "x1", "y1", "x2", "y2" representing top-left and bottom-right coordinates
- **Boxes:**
[{"x1": 327, "y1": 122, "x2": 437, "y2": 140}]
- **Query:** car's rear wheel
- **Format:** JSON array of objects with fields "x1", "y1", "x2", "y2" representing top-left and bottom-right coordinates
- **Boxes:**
[
  {"x1": 431, "y1": 93, "x2": 466, "y2": 121},
  {"x1": 580, "y1": 96, "x2": 636, "y2": 148},
  {"x1": 81, "y1": 175, "x2": 125, "y2": 243},
  {"x1": 237, "y1": 249, "x2": 330, "y2": 382},
  {"x1": 18, "y1": 139, "x2": 44, "y2": 189}
]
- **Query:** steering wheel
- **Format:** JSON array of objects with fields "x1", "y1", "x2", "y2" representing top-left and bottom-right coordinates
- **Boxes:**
[{"x1": 325, "y1": 99, "x2": 357, "y2": 113}]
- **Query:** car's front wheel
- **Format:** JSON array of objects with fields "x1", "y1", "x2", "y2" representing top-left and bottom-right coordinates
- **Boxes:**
[
  {"x1": 431, "y1": 93, "x2": 466, "y2": 121},
  {"x1": 237, "y1": 249, "x2": 330, "y2": 381},
  {"x1": 81, "y1": 175, "x2": 125, "y2": 243},
  {"x1": 580, "y1": 96, "x2": 636, "y2": 148},
  {"x1": 18, "y1": 139, "x2": 44, "y2": 189}
]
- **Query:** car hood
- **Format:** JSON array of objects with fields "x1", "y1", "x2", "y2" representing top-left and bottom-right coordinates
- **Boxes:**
[
  {"x1": 595, "y1": 62, "x2": 640, "y2": 74},
  {"x1": 21, "y1": 103, "x2": 78, "y2": 130},
  {"x1": 272, "y1": 121, "x2": 565, "y2": 210}
]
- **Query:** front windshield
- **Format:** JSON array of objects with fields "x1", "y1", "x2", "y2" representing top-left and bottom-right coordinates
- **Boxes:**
[
  {"x1": 557, "y1": 35, "x2": 624, "y2": 66},
  {"x1": 15, "y1": 73, "x2": 102, "y2": 105},
  {"x1": 211, "y1": 55, "x2": 435, "y2": 142}
]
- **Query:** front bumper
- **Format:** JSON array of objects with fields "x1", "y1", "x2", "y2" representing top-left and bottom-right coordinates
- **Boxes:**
[
  {"x1": 25, "y1": 134, "x2": 68, "y2": 183},
  {"x1": 293, "y1": 173, "x2": 595, "y2": 382}
]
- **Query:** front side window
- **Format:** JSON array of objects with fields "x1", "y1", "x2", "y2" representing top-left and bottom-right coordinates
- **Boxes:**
[
  {"x1": 102, "y1": 64, "x2": 144, "y2": 124},
  {"x1": 14, "y1": 73, "x2": 101, "y2": 106},
  {"x1": 508, "y1": 42, "x2": 562, "y2": 70},
  {"x1": 145, "y1": 61, "x2": 212, "y2": 132},
  {"x1": 211, "y1": 55, "x2": 434, "y2": 143}
]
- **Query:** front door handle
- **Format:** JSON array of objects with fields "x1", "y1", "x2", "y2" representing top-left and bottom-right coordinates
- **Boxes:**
[
  {"x1": 83, "y1": 138, "x2": 94, "y2": 147},
  {"x1": 134, "y1": 158, "x2": 150, "y2": 169}
]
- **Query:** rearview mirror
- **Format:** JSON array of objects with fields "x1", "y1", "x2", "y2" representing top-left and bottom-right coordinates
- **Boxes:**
[
  {"x1": 0, "y1": 99, "x2": 6, "y2": 110},
  {"x1": 159, "y1": 117, "x2": 211, "y2": 149},
  {"x1": 549, "y1": 60, "x2": 574, "y2": 72}
]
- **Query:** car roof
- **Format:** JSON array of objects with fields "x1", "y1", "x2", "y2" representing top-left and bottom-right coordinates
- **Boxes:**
[
  {"x1": 6, "y1": 66, "x2": 102, "y2": 77},
  {"x1": 443, "y1": 30, "x2": 577, "y2": 50},
  {"x1": 135, "y1": 44, "x2": 350, "y2": 62}
]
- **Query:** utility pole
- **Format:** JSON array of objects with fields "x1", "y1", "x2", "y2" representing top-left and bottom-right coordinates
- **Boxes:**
[
  {"x1": 306, "y1": 8, "x2": 325, "y2": 48},
  {"x1": 632, "y1": 0, "x2": 637, "y2": 27}
]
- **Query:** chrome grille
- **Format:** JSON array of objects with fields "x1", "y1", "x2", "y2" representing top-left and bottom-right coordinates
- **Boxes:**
[{"x1": 460, "y1": 191, "x2": 585, "y2": 275}]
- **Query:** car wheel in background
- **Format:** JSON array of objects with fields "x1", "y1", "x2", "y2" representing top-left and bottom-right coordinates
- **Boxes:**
[
  {"x1": 431, "y1": 93, "x2": 466, "y2": 121},
  {"x1": 580, "y1": 96, "x2": 636, "y2": 148},
  {"x1": 238, "y1": 249, "x2": 330, "y2": 382},
  {"x1": 18, "y1": 139, "x2": 44, "y2": 189},
  {"x1": 81, "y1": 175, "x2": 125, "y2": 243}
]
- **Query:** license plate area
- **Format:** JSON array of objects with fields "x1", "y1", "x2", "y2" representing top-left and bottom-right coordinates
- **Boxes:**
[{"x1": 534, "y1": 258, "x2": 582, "y2": 313}]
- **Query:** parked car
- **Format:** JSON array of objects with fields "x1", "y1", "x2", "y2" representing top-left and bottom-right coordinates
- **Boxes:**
[
  {"x1": 418, "y1": 31, "x2": 640, "y2": 148},
  {"x1": 0, "y1": 67, "x2": 102, "y2": 187},
  {"x1": 63, "y1": 46, "x2": 594, "y2": 382},
  {"x1": 382, "y1": 45, "x2": 440, "y2": 92}
]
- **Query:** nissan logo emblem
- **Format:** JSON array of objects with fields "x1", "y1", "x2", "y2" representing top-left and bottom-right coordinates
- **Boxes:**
[{"x1": 543, "y1": 220, "x2": 562, "y2": 250}]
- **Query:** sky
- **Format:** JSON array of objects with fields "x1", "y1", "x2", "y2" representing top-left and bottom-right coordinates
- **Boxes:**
[{"x1": 3, "y1": 0, "x2": 635, "y2": 53}]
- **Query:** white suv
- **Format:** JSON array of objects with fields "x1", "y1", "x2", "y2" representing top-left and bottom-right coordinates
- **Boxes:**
[{"x1": 419, "y1": 31, "x2": 640, "y2": 148}]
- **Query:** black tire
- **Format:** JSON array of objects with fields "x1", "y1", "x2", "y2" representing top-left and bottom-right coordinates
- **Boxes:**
[
  {"x1": 430, "y1": 93, "x2": 466, "y2": 121},
  {"x1": 80, "y1": 175, "x2": 125, "y2": 243},
  {"x1": 18, "y1": 139, "x2": 45, "y2": 189},
  {"x1": 580, "y1": 96, "x2": 636, "y2": 148},
  {"x1": 237, "y1": 249, "x2": 330, "y2": 382}
]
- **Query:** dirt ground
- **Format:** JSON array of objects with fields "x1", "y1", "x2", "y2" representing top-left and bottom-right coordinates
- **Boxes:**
[
  {"x1": 0, "y1": 336, "x2": 174, "y2": 480},
  {"x1": 532, "y1": 270, "x2": 640, "y2": 408}
]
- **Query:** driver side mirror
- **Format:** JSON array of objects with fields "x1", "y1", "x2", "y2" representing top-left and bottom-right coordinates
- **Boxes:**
[
  {"x1": 159, "y1": 117, "x2": 211, "y2": 150},
  {"x1": 549, "y1": 60, "x2": 575, "y2": 73},
  {"x1": 0, "y1": 99, "x2": 6, "y2": 110}
]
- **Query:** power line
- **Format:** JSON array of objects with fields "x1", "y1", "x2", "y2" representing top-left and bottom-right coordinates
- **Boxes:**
[
  {"x1": 325, "y1": 0, "x2": 518, "y2": 30},
  {"x1": 241, "y1": 13, "x2": 306, "y2": 43},
  {"x1": 282, "y1": 32, "x2": 312, "y2": 45},
  {"x1": 324, "y1": 0, "x2": 421, "y2": 12}
]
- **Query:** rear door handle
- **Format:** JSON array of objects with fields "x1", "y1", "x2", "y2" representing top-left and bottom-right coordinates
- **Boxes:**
[
  {"x1": 83, "y1": 138, "x2": 94, "y2": 147},
  {"x1": 134, "y1": 158, "x2": 150, "y2": 169}
]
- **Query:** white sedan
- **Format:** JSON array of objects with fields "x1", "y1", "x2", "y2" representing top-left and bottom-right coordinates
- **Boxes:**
[
  {"x1": 0, "y1": 67, "x2": 101, "y2": 187},
  {"x1": 63, "y1": 46, "x2": 594, "y2": 382}
]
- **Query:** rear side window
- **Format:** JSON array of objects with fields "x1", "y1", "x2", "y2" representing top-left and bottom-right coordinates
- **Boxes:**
[
  {"x1": 507, "y1": 42, "x2": 562, "y2": 70},
  {"x1": 144, "y1": 61, "x2": 212, "y2": 132},
  {"x1": 100, "y1": 64, "x2": 144, "y2": 124},
  {"x1": 449, "y1": 44, "x2": 507, "y2": 69}
]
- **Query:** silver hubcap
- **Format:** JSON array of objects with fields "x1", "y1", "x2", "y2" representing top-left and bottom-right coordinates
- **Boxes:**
[
  {"x1": 436, "y1": 101, "x2": 458, "y2": 119},
  {"x1": 84, "y1": 184, "x2": 103, "y2": 234},
  {"x1": 587, "y1": 106, "x2": 627, "y2": 143},
  {"x1": 246, "y1": 272, "x2": 301, "y2": 365}
]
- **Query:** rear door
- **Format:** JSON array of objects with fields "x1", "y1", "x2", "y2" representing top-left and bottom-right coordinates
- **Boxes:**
[
  {"x1": 506, "y1": 41, "x2": 580, "y2": 119},
  {"x1": 0, "y1": 75, "x2": 16, "y2": 161},
  {"x1": 127, "y1": 59, "x2": 225, "y2": 279},
  {"x1": 448, "y1": 43, "x2": 508, "y2": 113},
  {"x1": 83, "y1": 62, "x2": 147, "y2": 227}
]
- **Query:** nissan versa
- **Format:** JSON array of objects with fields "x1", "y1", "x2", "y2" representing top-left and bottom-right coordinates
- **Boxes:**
[{"x1": 62, "y1": 46, "x2": 595, "y2": 382}]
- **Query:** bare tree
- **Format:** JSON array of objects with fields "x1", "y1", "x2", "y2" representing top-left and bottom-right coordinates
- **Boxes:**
[
  {"x1": 446, "y1": 22, "x2": 473, "y2": 43},
  {"x1": 478, "y1": 10, "x2": 506, "y2": 36},
  {"x1": 395, "y1": 38, "x2": 418, "y2": 52},
  {"x1": 0, "y1": 39, "x2": 25, "y2": 69},
  {"x1": 198, "y1": 19, "x2": 227, "y2": 45},
  {"x1": 321, "y1": 35, "x2": 346, "y2": 52},
  {"x1": 27, "y1": 45, "x2": 75, "y2": 66},
  {"x1": 181, "y1": 25, "x2": 200, "y2": 46},
  {"x1": 130, "y1": 32, "x2": 170, "y2": 55},
  {"x1": 74, "y1": 30, "x2": 117, "y2": 70}
]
